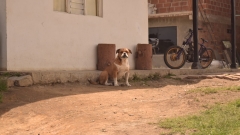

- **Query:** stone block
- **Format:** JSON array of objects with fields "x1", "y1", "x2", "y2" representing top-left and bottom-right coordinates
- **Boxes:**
[
  {"x1": 70, "y1": 73, "x2": 80, "y2": 82},
  {"x1": 80, "y1": 71, "x2": 101, "y2": 82},
  {"x1": 55, "y1": 72, "x2": 71, "y2": 83},
  {"x1": 14, "y1": 75, "x2": 33, "y2": 87},
  {"x1": 41, "y1": 72, "x2": 55, "y2": 84},
  {"x1": 7, "y1": 76, "x2": 18, "y2": 87},
  {"x1": 31, "y1": 72, "x2": 42, "y2": 84}
]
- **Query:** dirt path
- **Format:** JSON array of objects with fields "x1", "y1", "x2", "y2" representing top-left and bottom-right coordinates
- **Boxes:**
[{"x1": 1, "y1": 76, "x2": 240, "y2": 135}]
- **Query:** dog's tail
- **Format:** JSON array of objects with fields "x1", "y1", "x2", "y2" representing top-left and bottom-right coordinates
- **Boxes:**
[{"x1": 87, "y1": 78, "x2": 99, "y2": 85}]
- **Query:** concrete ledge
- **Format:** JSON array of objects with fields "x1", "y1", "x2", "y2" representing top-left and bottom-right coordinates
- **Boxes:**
[
  {"x1": 31, "y1": 71, "x2": 100, "y2": 84},
  {"x1": 148, "y1": 11, "x2": 192, "y2": 18},
  {"x1": 2, "y1": 69, "x2": 240, "y2": 86},
  {"x1": 29, "y1": 69, "x2": 239, "y2": 85}
]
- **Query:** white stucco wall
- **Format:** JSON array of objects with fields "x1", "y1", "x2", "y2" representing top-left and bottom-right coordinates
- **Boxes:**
[
  {"x1": 5, "y1": 0, "x2": 148, "y2": 71},
  {"x1": 0, "y1": 0, "x2": 7, "y2": 70}
]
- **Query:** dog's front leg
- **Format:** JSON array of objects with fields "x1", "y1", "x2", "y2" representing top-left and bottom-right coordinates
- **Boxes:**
[
  {"x1": 113, "y1": 77, "x2": 119, "y2": 86},
  {"x1": 125, "y1": 72, "x2": 131, "y2": 86},
  {"x1": 112, "y1": 72, "x2": 119, "y2": 86}
]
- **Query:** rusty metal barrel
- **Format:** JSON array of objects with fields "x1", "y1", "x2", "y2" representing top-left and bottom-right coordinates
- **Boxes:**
[
  {"x1": 135, "y1": 44, "x2": 152, "y2": 70},
  {"x1": 97, "y1": 44, "x2": 116, "y2": 71}
]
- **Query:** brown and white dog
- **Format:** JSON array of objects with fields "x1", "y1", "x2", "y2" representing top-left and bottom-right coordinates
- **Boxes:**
[{"x1": 88, "y1": 48, "x2": 132, "y2": 86}]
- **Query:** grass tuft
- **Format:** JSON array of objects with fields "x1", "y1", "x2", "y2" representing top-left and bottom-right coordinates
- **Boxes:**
[
  {"x1": 145, "y1": 72, "x2": 161, "y2": 81},
  {"x1": 0, "y1": 78, "x2": 7, "y2": 103},
  {"x1": 188, "y1": 86, "x2": 240, "y2": 94},
  {"x1": 0, "y1": 72, "x2": 22, "y2": 77},
  {"x1": 131, "y1": 73, "x2": 142, "y2": 81},
  {"x1": 158, "y1": 99, "x2": 240, "y2": 135},
  {"x1": 131, "y1": 72, "x2": 161, "y2": 82},
  {"x1": 163, "y1": 73, "x2": 176, "y2": 79}
]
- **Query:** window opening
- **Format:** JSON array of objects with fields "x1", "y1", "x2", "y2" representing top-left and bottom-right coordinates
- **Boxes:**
[{"x1": 53, "y1": 0, "x2": 103, "y2": 17}]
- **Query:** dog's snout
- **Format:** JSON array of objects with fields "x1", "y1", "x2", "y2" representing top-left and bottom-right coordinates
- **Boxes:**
[{"x1": 122, "y1": 52, "x2": 128, "y2": 58}]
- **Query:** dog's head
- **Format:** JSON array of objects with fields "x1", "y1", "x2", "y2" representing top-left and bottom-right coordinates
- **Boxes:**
[{"x1": 116, "y1": 48, "x2": 132, "y2": 59}]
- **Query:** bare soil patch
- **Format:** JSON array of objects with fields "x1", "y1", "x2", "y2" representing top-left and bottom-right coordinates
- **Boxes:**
[{"x1": 1, "y1": 77, "x2": 240, "y2": 135}]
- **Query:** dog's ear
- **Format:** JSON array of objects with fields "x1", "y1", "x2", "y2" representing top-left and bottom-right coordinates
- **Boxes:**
[
  {"x1": 128, "y1": 49, "x2": 132, "y2": 54},
  {"x1": 116, "y1": 49, "x2": 120, "y2": 54}
]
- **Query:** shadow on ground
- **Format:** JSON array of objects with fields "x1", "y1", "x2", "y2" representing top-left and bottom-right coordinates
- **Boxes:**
[{"x1": 0, "y1": 77, "x2": 207, "y2": 116}]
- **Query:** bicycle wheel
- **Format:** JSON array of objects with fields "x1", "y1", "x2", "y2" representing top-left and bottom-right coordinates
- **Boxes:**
[
  {"x1": 164, "y1": 46, "x2": 186, "y2": 69},
  {"x1": 199, "y1": 48, "x2": 214, "y2": 69}
]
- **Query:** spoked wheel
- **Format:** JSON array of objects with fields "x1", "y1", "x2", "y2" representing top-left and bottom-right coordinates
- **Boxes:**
[
  {"x1": 199, "y1": 48, "x2": 214, "y2": 69},
  {"x1": 164, "y1": 46, "x2": 186, "y2": 69}
]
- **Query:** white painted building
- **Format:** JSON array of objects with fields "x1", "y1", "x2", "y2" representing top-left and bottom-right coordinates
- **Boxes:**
[{"x1": 0, "y1": 0, "x2": 148, "y2": 71}]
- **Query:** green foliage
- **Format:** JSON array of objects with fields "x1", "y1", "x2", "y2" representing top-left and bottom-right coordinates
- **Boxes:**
[
  {"x1": 131, "y1": 73, "x2": 142, "y2": 81},
  {"x1": 159, "y1": 99, "x2": 240, "y2": 135},
  {"x1": 145, "y1": 72, "x2": 160, "y2": 81},
  {"x1": 163, "y1": 73, "x2": 176, "y2": 79},
  {"x1": 0, "y1": 72, "x2": 21, "y2": 77},
  {"x1": 0, "y1": 78, "x2": 7, "y2": 103},
  {"x1": 0, "y1": 79, "x2": 7, "y2": 91},
  {"x1": 131, "y1": 72, "x2": 161, "y2": 82}
]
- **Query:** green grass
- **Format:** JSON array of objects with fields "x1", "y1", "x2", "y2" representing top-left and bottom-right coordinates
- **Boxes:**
[
  {"x1": 159, "y1": 99, "x2": 240, "y2": 135},
  {"x1": 0, "y1": 72, "x2": 22, "y2": 77},
  {"x1": 163, "y1": 73, "x2": 176, "y2": 79},
  {"x1": 163, "y1": 73, "x2": 181, "y2": 80},
  {"x1": 131, "y1": 73, "x2": 181, "y2": 82},
  {"x1": 131, "y1": 73, "x2": 142, "y2": 81},
  {"x1": 0, "y1": 78, "x2": 7, "y2": 103},
  {"x1": 145, "y1": 72, "x2": 161, "y2": 81},
  {"x1": 131, "y1": 72, "x2": 160, "y2": 82},
  {"x1": 188, "y1": 86, "x2": 240, "y2": 94}
]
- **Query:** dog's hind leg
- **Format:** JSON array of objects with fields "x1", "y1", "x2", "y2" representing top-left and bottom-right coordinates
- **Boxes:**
[
  {"x1": 104, "y1": 79, "x2": 112, "y2": 86},
  {"x1": 99, "y1": 71, "x2": 112, "y2": 86}
]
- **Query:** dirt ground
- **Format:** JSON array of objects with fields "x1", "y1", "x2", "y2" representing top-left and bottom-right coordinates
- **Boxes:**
[{"x1": 1, "y1": 75, "x2": 240, "y2": 135}]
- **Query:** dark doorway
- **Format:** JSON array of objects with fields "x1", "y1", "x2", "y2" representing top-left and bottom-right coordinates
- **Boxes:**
[{"x1": 149, "y1": 26, "x2": 177, "y2": 54}]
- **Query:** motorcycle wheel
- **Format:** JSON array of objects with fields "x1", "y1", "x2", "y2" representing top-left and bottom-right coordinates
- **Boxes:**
[
  {"x1": 200, "y1": 48, "x2": 214, "y2": 69},
  {"x1": 164, "y1": 46, "x2": 186, "y2": 69}
]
